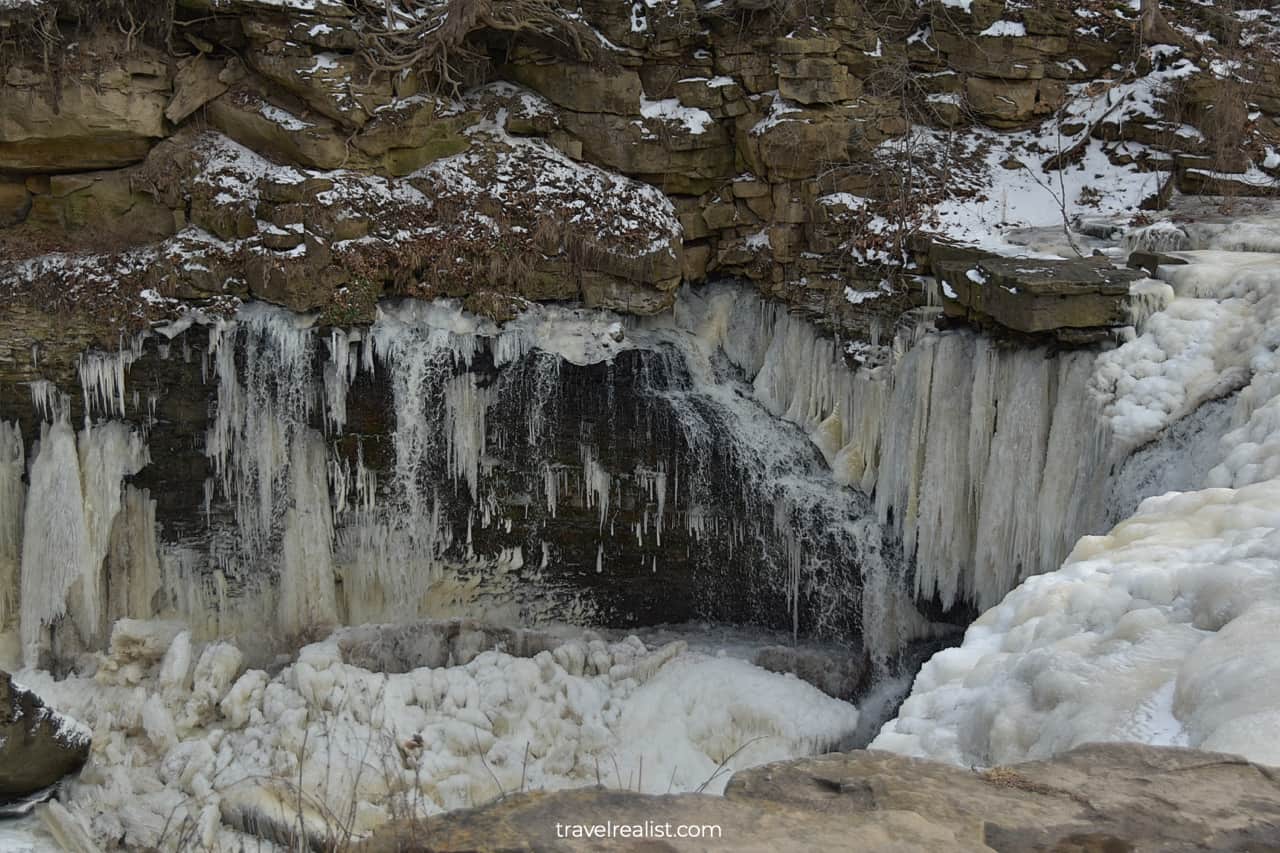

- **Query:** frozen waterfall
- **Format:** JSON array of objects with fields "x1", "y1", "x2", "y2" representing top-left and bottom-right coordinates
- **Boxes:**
[{"x1": 0, "y1": 284, "x2": 1132, "y2": 675}]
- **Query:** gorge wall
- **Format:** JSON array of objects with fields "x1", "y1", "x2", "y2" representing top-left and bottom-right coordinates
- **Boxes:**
[{"x1": 3, "y1": 0, "x2": 1279, "y2": 671}]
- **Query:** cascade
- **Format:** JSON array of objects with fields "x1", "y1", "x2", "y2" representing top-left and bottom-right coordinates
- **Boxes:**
[
  {"x1": 19, "y1": 421, "x2": 92, "y2": 664},
  {"x1": 673, "y1": 286, "x2": 1114, "y2": 613}
]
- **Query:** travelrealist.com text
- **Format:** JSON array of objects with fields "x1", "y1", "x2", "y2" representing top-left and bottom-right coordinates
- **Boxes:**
[{"x1": 554, "y1": 821, "x2": 723, "y2": 839}]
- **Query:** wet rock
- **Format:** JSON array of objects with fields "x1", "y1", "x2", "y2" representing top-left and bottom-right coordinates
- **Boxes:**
[
  {"x1": 752, "y1": 645, "x2": 868, "y2": 699},
  {"x1": 1127, "y1": 250, "x2": 1188, "y2": 277},
  {"x1": 0, "y1": 672, "x2": 90, "y2": 799}
]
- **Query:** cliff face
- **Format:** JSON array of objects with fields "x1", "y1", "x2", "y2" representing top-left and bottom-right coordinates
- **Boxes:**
[{"x1": 2, "y1": 0, "x2": 1277, "y2": 359}]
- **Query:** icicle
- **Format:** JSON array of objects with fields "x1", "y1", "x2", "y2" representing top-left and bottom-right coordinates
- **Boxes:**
[
  {"x1": 19, "y1": 421, "x2": 92, "y2": 665},
  {"x1": 279, "y1": 430, "x2": 339, "y2": 637},
  {"x1": 105, "y1": 486, "x2": 163, "y2": 622},
  {"x1": 445, "y1": 374, "x2": 488, "y2": 500},
  {"x1": 77, "y1": 334, "x2": 146, "y2": 425},
  {"x1": 579, "y1": 444, "x2": 610, "y2": 531},
  {"x1": 30, "y1": 379, "x2": 68, "y2": 423}
]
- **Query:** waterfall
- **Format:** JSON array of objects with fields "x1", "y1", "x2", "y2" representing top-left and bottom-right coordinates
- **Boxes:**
[{"x1": 17, "y1": 420, "x2": 149, "y2": 665}]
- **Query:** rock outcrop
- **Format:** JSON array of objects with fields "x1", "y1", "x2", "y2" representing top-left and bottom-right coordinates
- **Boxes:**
[
  {"x1": 938, "y1": 257, "x2": 1145, "y2": 341},
  {"x1": 0, "y1": 672, "x2": 91, "y2": 799},
  {"x1": 358, "y1": 743, "x2": 1280, "y2": 852},
  {"x1": 2, "y1": 0, "x2": 1274, "y2": 352}
]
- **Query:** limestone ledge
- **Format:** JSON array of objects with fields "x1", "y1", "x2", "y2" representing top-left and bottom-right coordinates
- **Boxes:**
[{"x1": 357, "y1": 742, "x2": 1280, "y2": 852}]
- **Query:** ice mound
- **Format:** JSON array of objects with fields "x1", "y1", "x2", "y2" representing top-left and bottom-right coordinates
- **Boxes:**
[
  {"x1": 873, "y1": 481, "x2": 1280, "y2": 767},
  {"x1": 19, "y1": 621, "x2": 858, "y2": 850}
]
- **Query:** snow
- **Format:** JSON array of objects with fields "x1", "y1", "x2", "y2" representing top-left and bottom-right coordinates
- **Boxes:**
[
  {"x1": 750, "y1": 92, "x2": 804, "y2": 136},
  {"x1": 639, "y1": 97, "x2": 714, "y2": 135},
  {"x1": 979, "y1": 21, "x2": 1027, "y2": 38},
  {"x1": 873, "y1": 481, "x2": 1280, "y2": 768},
  {"x1": 421, "y1": 114, "x2": 681, "y2": 258}
]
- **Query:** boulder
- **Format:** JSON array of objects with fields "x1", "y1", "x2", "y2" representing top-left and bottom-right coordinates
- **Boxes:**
[
  {"x1": 358, "y1": 743, "x2": 1280, "y2": 852},
  {"x1": 0, "y1": 672, "x2": 91, "y2": 798}
]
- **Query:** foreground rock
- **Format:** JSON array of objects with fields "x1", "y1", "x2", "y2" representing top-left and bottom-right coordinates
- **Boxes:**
[
  {"x1": 359, "y1": 743, "x2": 1280, "y2": 852},
  {"x1": 0, "y1": 672, "x2": 91, "y2": 799}
]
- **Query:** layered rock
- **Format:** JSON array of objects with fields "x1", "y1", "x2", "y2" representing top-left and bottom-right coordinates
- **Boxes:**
[
  {"x1": 937, "y1": 257, "x2": 1145, "y2": 341},
  {"x1": 1, "y1": 0, "x2": 1276, "y2": 347}
]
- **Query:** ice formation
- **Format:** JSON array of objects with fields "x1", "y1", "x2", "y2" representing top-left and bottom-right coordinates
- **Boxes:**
[
  {"x1": 874, "y1": 249, "x2": 1280, "y2": 769},
  {"x1": 15, "y1": 620, "x2": 858, "y2": 851},
  {"x1": 673, "y1": 286, "x2": 1113, "y2": 613}
]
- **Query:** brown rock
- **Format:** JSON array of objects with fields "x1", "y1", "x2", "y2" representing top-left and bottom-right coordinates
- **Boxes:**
[
  {"x1": 207, "y1": 88, "x2": 359, "y2": 170},
  {"x1": 166, "y1": 57, "x2": 231, "y2": 125},
  {"x1": 245, "y1": 47, "x2": 392, "y2": 129},
  {"x1": 0, "y1": 180, "x2": 31, "y2": 227},
  {"x1": 508, "y1": 59, "x2": 644, "y2": 117},
  {"x1": 964, "y1": 77, "x2": 1066, "y2": 128},
  {"x1": 24, "y1": 169, "x2": 176, "y2": 244},
  {"x1": 0, "y1": 51, "x2": 170, "y2": 173},
  {"x1": 937, "y1": 257, "x2": 1143, "y2": 334},
  {"x1": 358, "y1": 744, "x2": 1280, "y2": 853},
  {"x1": 559, "y1": 110, "x2": 734, "y2": 196}
]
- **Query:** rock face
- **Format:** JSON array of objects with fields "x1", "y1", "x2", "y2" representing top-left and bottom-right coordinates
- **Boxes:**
[
  {"x1": 358, "y1": 743, "x2": 1280, "y2": 852},
  {"x1": 4, "y1": 0, "x2": 1271, "y2": 347},
  {"x1": 0, "y1": 672, "x2": 90, "y2": 798},
  {"x1": 0, "y1": 39, "x2": 171, "y2": 173}
]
